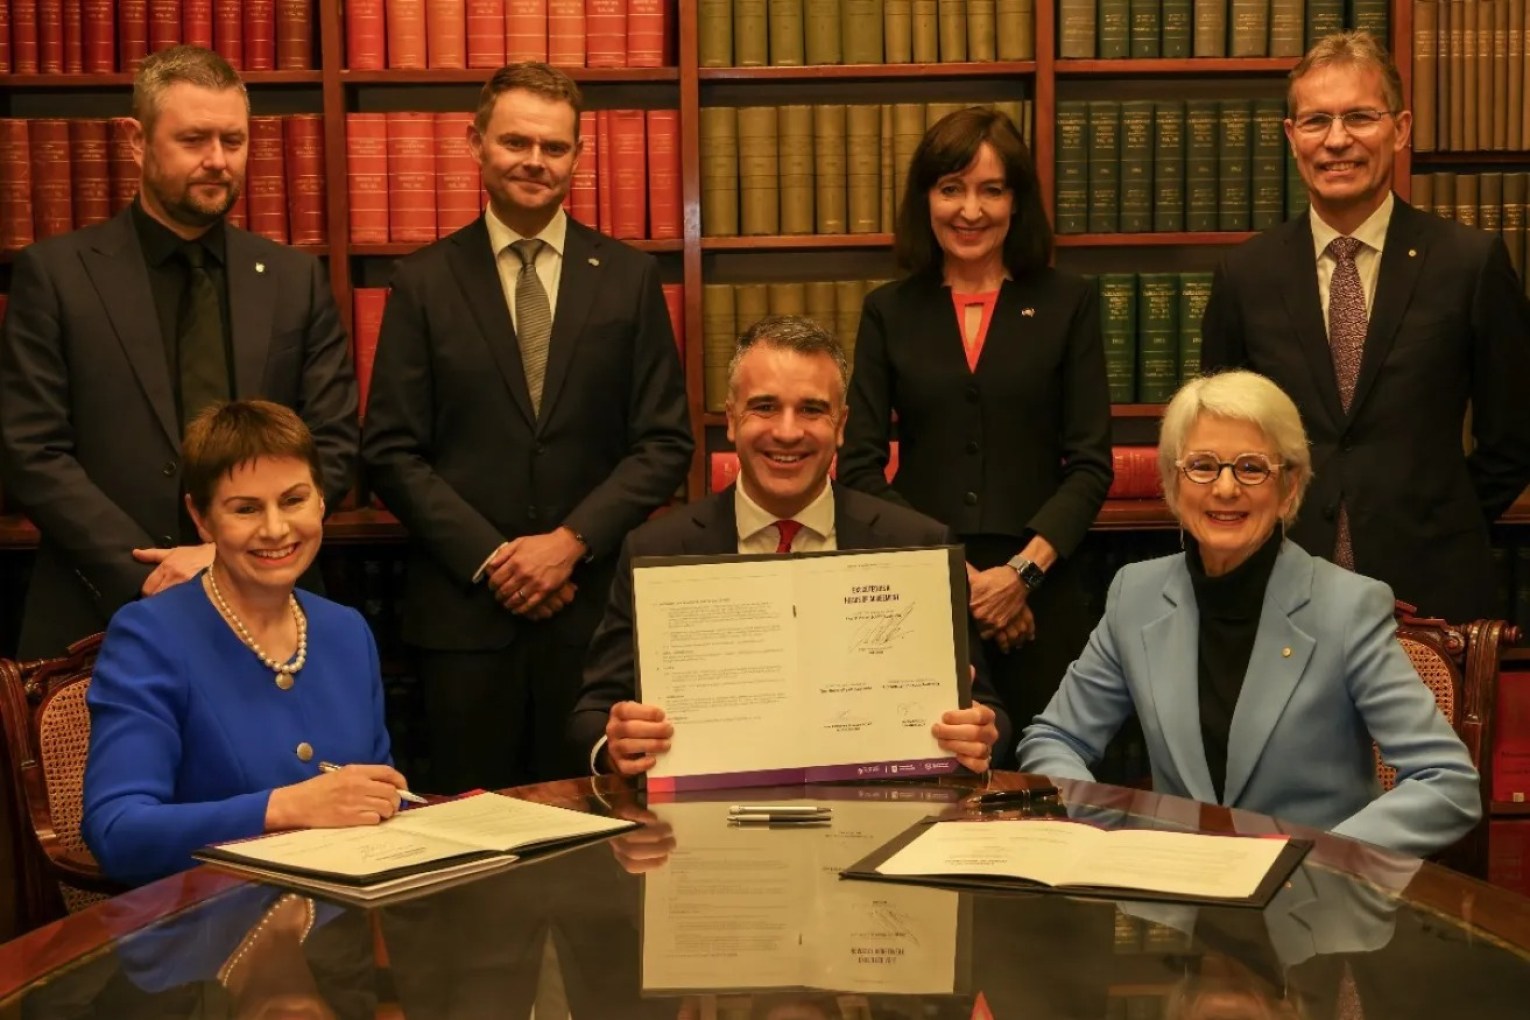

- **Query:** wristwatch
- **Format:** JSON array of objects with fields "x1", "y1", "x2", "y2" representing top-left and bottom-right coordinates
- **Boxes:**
[{"x1": 1006, "y1": 554, "x2": 1046, "y2": 593}]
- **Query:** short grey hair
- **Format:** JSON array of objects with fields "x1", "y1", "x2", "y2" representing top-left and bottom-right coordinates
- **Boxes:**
[
  {"x1": 132, "y1": 45, "x2": 248, "y2": 135},
  {"x1": 726, "y1": 315, "x2": 850, "y2": 400},
  {"x1": 1287, "y1": 30, "x2": 1403, "y2": 116},
  {"x1": 1157, "y1": 370, "x2": 1313, "y2": 527}
]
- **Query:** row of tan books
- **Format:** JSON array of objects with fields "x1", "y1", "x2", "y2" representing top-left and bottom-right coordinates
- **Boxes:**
[
  {"x1": 1411, "y1": 171, "x2": 1530, "y2": 295},
  {"x1": 698, "y1": 0, "x2": 1036, "y2": 67},
  {"x1": 1412, "y1": 0, "x2": 1530, "y2": 152},
  {"x1": 1057, "y1": 0, "x2": 1387, "y2": 58},
  {"x1": 0, "y1": 114, "x2": 324, "y2": 250},
  {"x1": 700, "y1": 100, "x2": 1032, "y2": 238},
  {"x1": 0, "y1": 0, "x2": 314, "y2": 74}
]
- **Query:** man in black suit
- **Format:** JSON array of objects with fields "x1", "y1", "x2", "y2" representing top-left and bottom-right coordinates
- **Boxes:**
[
  {"x1": 568, "y1": 316, "x2": 1009, "y2": 776},
  {"x1": 362, "y1": 63, "x2": 692, "y2": 790},
  {"x1": 1202, "y1": 31, "x2": 1530, "y2": 622},
  {"x1": 0, "y1": 46, "x2": 357, "y2": 658}
]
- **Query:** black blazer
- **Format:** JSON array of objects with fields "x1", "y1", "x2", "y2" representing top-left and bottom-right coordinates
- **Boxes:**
[
  {"x1": 0, "y1": 209, "x2": 358, "y2": 657},
  {"x1": 361, "y1": 215, "x2": 693, "y2": 651},
  {"x1": 567, "y1": 484, "x2": 1014, "y2": 766},
  {"x1": 1201, "y1": 198, "x2": 1530, "y2": 622},
  {"x1": 837, "y1": 270, "x2": 1113, "y2": 560}
]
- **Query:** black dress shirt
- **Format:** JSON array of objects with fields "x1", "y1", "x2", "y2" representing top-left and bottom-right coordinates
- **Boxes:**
[{"x1": 1186, "y1": 529, "x2": 1283, "y2": 802}]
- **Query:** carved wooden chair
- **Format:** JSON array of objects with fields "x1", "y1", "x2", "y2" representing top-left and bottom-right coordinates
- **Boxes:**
[
  {"x1": 1375, "y1": 604, "x2": 1520, "y2": 878},
  {"x1": 0, "y1": 633, "x2": 123, "y2": 927}
]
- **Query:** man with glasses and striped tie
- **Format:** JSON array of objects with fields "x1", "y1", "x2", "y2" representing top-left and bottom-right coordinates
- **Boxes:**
[
  {"x1": 1201, "y1": 30, "x2": 1530, "y2": 624},
  {"x1": 362, "y1": 63, "x2": 692, "y2": 792}
]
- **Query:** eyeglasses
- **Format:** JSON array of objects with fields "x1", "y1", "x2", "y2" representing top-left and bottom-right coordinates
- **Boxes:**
[
  {"x1": 1176, "y1": 452, "x2": 1283, "y2": 487},
  {"x1": 1291, "y1": 109, "x2": 1395, "y2": 136}
]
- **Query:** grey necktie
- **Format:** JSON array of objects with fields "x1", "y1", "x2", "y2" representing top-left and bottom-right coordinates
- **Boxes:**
[
  {"x1": 511, "y1": 238, "x2": 552, "y2": 415},
  {"x1": 1326, "y1": 234, "x2": 1367, "y2": 570}
]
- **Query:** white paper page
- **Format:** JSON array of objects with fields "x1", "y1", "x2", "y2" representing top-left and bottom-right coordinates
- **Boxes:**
[
  {"x1": 876, "y1": 821, "x2": 1288, "y2": 902},
  {"x1": 211, "y1": 825, "x2": 480, "y2": 878},
  {"x1": 386, "y1": 793, "x2": 631, "y2": 852},
  {"x1": 635, "y1": 560, "x2": 805, "y2": 777}
]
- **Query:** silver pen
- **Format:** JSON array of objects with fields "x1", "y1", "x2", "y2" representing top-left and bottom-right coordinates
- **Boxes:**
[
  {"x1": 317, "y1": 761, "x2": 429, "y2": 805},
  {"x1": 728, "y1": 804, "x2": 830, "y2": 816}
]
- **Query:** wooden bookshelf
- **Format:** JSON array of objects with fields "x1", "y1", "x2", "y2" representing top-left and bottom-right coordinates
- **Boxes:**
[
  {"x1": 0, "y1": 71, "x2": 324, "y2": 87},
  {"x1": 338, "y1": 67, "x2": 680, "y2": 85},
  {"x1": 1053, "y1": 57, "x2": 1300, "y2": 76},
  {"x1": 1056, "y1": 232, "x2": 1257, "y2": 247},
  {"x1": 1409, "y1": 151, "x2": 1530, "y2": 166},
  {"x1": 697, "y1": 60, "x2": 1037, "y2": 81},
  {"x1": 700, "y1": 234, "x2": 894, "y2": 251},
  {"x1": 349, "y1": 239, "x2": 685, "y2": 257}
]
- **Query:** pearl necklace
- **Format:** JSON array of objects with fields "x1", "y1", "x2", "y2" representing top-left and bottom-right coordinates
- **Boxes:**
[{"x1": 206, "y1": 567, "x2": 308, "y2": 690}]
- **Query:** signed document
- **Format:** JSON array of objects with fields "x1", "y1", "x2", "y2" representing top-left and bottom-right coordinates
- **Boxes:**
[{"x1": 632, "y1": 546, "x2": 970, "y2": 790}]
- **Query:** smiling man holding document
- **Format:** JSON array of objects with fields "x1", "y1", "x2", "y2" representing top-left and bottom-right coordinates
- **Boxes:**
[{"x1": 568, "y1": 316, "x2": 1011, "y2": 778}]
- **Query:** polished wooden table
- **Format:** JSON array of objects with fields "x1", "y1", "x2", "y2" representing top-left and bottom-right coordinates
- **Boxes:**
[{"x1": 2, "y1": 773, "x2": 1530, "y2": 1018}]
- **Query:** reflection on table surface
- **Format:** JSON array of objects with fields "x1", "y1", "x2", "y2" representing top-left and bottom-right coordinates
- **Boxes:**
[{"x1": 4, "y1": 774, "x2": 1530, "y2": 1018}]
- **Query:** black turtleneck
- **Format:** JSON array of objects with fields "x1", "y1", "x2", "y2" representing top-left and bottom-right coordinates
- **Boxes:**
[{"x1": 1186, "y1": 528, "x2": 1283, "y2": 802}]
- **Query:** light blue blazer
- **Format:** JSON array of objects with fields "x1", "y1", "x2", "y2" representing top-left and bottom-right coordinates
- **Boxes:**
[{"x1": 1018, "y1": 540, "x2": 1481, "y2": 858}]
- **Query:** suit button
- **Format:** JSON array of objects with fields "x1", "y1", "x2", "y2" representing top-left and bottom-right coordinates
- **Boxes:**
[
  {"x1": 295, "y1": 742, "x2": 313, "y2": 763},
  {"x1": 158, "y1": 535, "x2": 175, "y2": 548},
  {"x1": 161, "y1": 460, "x2": 177, "y2": 477},
  {"x1": 963, "y1": 491, "x2": 978, "y2": 506},
  {"x1": 534, "y1": 445, "x2": 547, "y2": 456},
  {"x1": 965, "y1": 385, "x2": 980, "y2": 403},
  {"x1": 965, "y1": 441, "x2": 980, "y2": 454},
  {"x1": 1341, "y1": 442, "x2": 1354, "y2": 453},
  {"x1": 1322, "y1": 504, "x2": 1336, "y2": 521}
]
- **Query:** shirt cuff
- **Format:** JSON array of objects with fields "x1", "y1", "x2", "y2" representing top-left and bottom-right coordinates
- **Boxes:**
[
  {"x1": 471, "y1": 543, "x2": 505, "y2": 585},
  {"x1": 590, "y1": 735, "x2": 609, "y2": 776}
]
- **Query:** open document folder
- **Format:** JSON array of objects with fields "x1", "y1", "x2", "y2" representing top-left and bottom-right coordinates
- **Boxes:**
[
  {"x1": 632, "y1": 545, "x2": 970, "y2": 792},
  {"x1": 842, "y1": 818, "x2": 1311, "y2": 909},
  {"x1": 193, "y1": 793, "x2": 635, "y2": 904}
]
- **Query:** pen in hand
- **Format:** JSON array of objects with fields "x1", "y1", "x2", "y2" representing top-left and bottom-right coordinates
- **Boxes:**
[{"x1": 318, "y1": 761, "x2": 428, "y2": 806}]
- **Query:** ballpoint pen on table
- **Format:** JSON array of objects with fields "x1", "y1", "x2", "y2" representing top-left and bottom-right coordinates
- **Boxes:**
[
  {"x1": 317, "y1": 761, "x2": 429, "y2": 805},
  {"x1": 728, "y1": 804, "x2": 829, "y2": 816},
  {"x1": 970, "y1": 786, "x2": 1060, "y2": 810},
  {"x1": 728, "y1": 815, "x2": 832, "y2": 826}
]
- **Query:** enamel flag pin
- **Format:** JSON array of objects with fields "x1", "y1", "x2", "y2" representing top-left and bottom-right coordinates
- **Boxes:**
[
  {"x1": 588, "y1": 257, "x2": 600, "y2": 266},
  {"x1": 1021, "y1": 307, "x2": 1035, "y2": 317},
  {"x1": 255, "y1": 262, "x2": 266, "y2": 273}
]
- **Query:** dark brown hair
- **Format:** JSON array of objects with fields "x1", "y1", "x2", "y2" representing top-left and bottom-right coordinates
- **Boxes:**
[
  {"x1": 474, "y1": 61, "x2": 585, "y2": 135},
  {"x1": 182, "y1": 400, "x2": 323, "y2": 515},
  {"x1": 132, "y1": 45, "x2": 247, "y2": 136},
  {"x1": 894, "y1": 105, "x2": 1052, "y2": 278}
]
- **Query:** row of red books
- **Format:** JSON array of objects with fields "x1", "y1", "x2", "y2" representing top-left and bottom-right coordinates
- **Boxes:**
[
  {"x1": 345, "y1": 0, "x2": 672, "y2": 71},
  {"x1": 0, "y1": 114, "x2": 324, "y2": 249},
  {"x1": 351, "y1": 281, "x2": 683, "y2": 419},
  {"x1": 0, "y1": 0, "x2": 314, "y2": 74},
  {"x1": 347, "y1": 108, "x2": 679, "y2": 245}
]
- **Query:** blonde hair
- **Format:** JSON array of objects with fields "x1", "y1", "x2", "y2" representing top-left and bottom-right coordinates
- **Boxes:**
[
  {"x1": 1157, "y1": 371, "x2": 1313, "y2": 527},
  {"x1": 1287, "y1": 30, "x2": 1403, "y2": 115},
  {"x1": 132, "y1": 45, "x2": 247, "y2": 136}
]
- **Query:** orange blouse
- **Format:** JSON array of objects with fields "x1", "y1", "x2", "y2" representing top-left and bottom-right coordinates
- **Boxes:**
[{"x1": 950, "y1": 289, "x2": 1000, "y2": 372}]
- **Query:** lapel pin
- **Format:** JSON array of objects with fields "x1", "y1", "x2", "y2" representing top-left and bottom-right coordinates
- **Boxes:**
[
  {"x1": 1281, "y1": 647, "x2": 1292, "y2": 657},
  {"x1": 255, "y1": 262, "x2": 266, "y2": 274},
  {"x1": 1407, "y1": 249, "x2": 1417, "y2": 258},
  {"x1": 588, "y1": 257, "x2": 600, "y2": 266},
  {"x1": 1020, "y1": 307, "x2": 1035, "y2": 317}
]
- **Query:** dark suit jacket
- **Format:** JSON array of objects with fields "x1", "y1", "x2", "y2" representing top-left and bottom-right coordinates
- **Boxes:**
[
  {"x1": 567, "y1": 484, "x2": 1015, "y2": 765},
  {"x1": 0, "y1": 208, "x2": 358, "y2": 657},
  {"x1": 1201, "y1": 198, "x2": 1530, "y2": 622},
  {"x1": 837, "y1": 270, "x2": 1113, "y2": 559},
  {"x1": 361, "y1": 215, "x2": 693, "y2": 651}
]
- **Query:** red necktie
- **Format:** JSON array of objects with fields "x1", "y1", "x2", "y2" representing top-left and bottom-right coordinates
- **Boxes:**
[{"x1": 773, "y1": 519, "x2": 803, "y2": 554}]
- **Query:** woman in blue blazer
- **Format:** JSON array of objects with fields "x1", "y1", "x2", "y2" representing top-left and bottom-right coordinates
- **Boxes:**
[
  {"x1": 83, "y1": 401, "x2": 409, "y2": 886},
  {"x1": 1018, "y1": 371, "x2": 1480, "y2": 858}
]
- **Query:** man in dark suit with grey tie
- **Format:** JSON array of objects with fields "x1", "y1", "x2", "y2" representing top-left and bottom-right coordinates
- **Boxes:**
[
  {"x1": 1202, "y1": 31, "x2": 1530, "y2": 622},
  {"x1": 0, "y1": 45, "x2": 358, "y2": 659},
  {"x1": 362, "y1": 63, "x2": 692, "y2": 790}
]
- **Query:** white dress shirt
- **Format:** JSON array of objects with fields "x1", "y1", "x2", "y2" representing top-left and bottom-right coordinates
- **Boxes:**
[
  {"x1": 1310, "y1": 192, "x2": 1393, "y2": 335},
  {"x1": 484, "y1": 203, "x2": 567, "y2": 333}
]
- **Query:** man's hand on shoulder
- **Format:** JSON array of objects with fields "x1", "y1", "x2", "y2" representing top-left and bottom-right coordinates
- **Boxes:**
[
  {"x1": 486, "y1": 528, "x2": 587, "y2": 616},
  {"x1": 133, "y1": 543, "x2": 215, "y2": 596},
  {"x1": 604, "y1": 701, "x2": 673, "y2": 776}
]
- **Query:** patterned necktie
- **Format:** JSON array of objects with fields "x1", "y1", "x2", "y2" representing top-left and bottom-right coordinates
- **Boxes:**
[
  {"x1": 1326, "y1": 235, "x2": 1367, "y2": 570},
  {"x1": 773, "y1": 519, "x2": 803, "y2": 553},
  {"x1": 510, "y1": 238, "x2": 552, "y2": 415},
  {"x1": 177, "y1": 242, "x2": 230, "y2": 428}
]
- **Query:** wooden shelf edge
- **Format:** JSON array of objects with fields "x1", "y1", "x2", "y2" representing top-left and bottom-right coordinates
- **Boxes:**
[
  {"x1": 701, "y1": 233, "x2": 894, "y2": 251},
  {"x1": 702, "y1": 406, "x2": 1164, "y2": 426},
  {"x1": 1491, "y1": 801, "x2": 1530, "y2": 816},
  {"x1": 698, "y1": 60, "x2": 1037, "y2": 81},
  {"x1": 1055, "y1": 57, "x2": 1300, "y2": 75},
  {"x1": 350, "y1": 238, "x2": 683, "y2": 256},
  {"x1": 1057, "y1": 231, "x2": 1257, "y2": 247},
  {"x1": 1501, "y1": 647, "x2": 1530, "y2": 662},
  {"x1": 0, "y1": 71, "x2": 323, "y2": 86},
  {"x1": 1411, "y1": 150, "x2": 1530, "y2": 165},
  {"x1": 340, "y1": 67, "x2": 679, "y2": 84}
]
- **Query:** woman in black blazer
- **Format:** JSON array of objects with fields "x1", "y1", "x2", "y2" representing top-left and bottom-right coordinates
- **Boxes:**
[{"x1": 838, "y1": 107, "x2": 1113, "y2": 745}]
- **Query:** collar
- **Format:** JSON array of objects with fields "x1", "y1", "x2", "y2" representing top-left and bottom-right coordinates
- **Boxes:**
[
  {"x1": 734, "y1": 477, "x2": 836, "y2": 547},
  {"x1": 131, "y1": 196, "x2": 227, "y2": 268},
  {"x1": 485, "y1": 203, "x2": 568, "y2": 260},
  {"x1": 1185, "y1": 528, "x2": 1284, "y2": 621},
  {"x1": 1310, "y1": 191, "x2": 1393, "y2": 261}
]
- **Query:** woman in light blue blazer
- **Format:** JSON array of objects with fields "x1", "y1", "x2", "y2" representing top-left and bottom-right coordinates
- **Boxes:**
[{"x1": 1018, "y1": 370, "x2": 1480, "y2": 858}]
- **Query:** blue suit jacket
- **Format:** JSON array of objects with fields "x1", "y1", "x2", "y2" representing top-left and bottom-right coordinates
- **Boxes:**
[
  {"x1": 83, "y1": 577, "x2": 392, "y2": 885},
  {"x1": 1017, "y1": 541, "x2": 1480, "y2": 857}
]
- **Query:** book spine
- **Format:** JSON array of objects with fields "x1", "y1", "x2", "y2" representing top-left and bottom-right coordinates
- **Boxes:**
[
  {"x1": 891, "y1": 102, "x2": 924, "y2": 218},
  {"x1": 62, "y1": 0, "x2": 83, "y2": 72},
  {"x1": 709, "y1": 451, "x2": 740, "y2": 491},
  {"x1": 769, "y1": 0, "x2": 804, "y2": 65},
  {"x1": 1456, "y1": 171, "x2": 1479, "y2": 227},
  {"x1": 182, "y1": 0, "x2": 212, "y2": 48},
  {"x1": 833, "y1": 278, "x2": 866, "y2": 357},
  {"x1": 505, "y1": 0, "x2": 548, "y2": 61},
  {"x1": 1449, "y1": 0, "x2": 1465, "y2": 151},
  {"x1": 29, "y1": 119, "x2": 72, "y2": 240},
  {"x1": 1304, "y1": 0, "x2": 1342, "y2": 45},
  {"x1": 69, "y1": 119, "x2": 111, "y2": 229},
  {"x1": 1177, "y1": 271, "x2": 1213, "y2": 384},
  {"x1": 0, "y1": 120, "x2": 34, "y2": 251},
  {"x1": 1494, "y1": 0, "x2": 1510, "y2": 150},
  {"x1": 244, "y1": 0, "x2": 275, "y2": 69},
  {"x1": 1054, "y1": 99, "x2": 1090, "y2": 234},
  {"x1": 805, "y1": 0, "x2": 841, "y2": 63},
  {"x1": 1228, "y1": 0, "x2": 1266, "y2": 56},
  {"x1": 352, "y1": 289, "x2": 387, "y2": 421},
  {"x1": 1192, "y1": 0, "x2": 1227, "y2": 56},
  {"x1": 547, "y1": 0, "x2": 586, "y2": 63},
  {"x1": 1250, "y1": 98, "x2": 1285, "y2": 230},
  {"x1": 1482, "y1": 171, "x2": 1504, "y2": 234},
  {"x1": 596, "y1": 110, "x2": 615, "y2": 235},
  {"x1": 284, "y1": 114, "x2": 326, "y2": 244},
  {"x1": 386, "y1": 111, "x2": 438, "y2": 243},
  {"x1": 738, "y1": 105, "x2": 780, "y2": 235},
  {"x1": 108, "y1": 118, "x2": 138, "y2": 215},
  {"x1": 805, "y1": 279, "x2": 836, "y2": 335},
  {"x1": 1216, "y1": 98, "x2": 1252, "y2": 231},
  {"x1": 735, "y1": 0, "x2": 768, "y2": 66},
  {"x1": 1352, "y1": 0, "x2": 1388, "y2": 41},
  {"x1": 1136, "y1": 273, "x2": 1179, "y2": 402},
  {"x1": 1098, "y1": 274, "x2": 1138, "y2": 402},
  {"x1": 1469, "y1": 0, "x2": 1486, "y2": 150},
  {"x1": 702, "y1": 284, "x2": 735, "y2": 412},
  {"x1": 783, "y1": 103, "x2": 820, "y2": 235},
  {"x1": 569, "y1": 110, "x2": 599, "y2": 227},
  {"x1": 467, "y1": 0, "x2": 506, "y2": 65},
  {"x1": 662, "y1": 282, "x2": 684, "y2": 356},
  {"x1": 700, "y1": 105, "x2": 739, "y2": 236},
  {"x1": 880, "y1": 103, "x2": 894, "y2": 229},
  {"x1": 13, "y1": 0, "x2": 41, "y2": 74},
  {"x1": 1086, "y1": 100, "x2": 1121, "y2": 234},
  {"x1": 1107, "y1": 446, "x2": 1162, "y2": 498},
  {"x1": 1412, "y1": 171, "x2": 1434, "y2": 214},
  {"x1": 347, "y1": 113, "x2": 392, "y2": 245},
  {"x1": 1268, "y1": 0, "x2": 1302, "y2": 55},
  {"x1": 1119, "y1": 100, "x2": 1154, "y2": 233},
  {"x1": 1128, "y1": 0, "x2": 1159, "y2": 57},
  {"x1": 1099, "y1": 0, "x2": 1129, "y2": 58},
  {"x1": 1061, "y1": 0, "x2": 1100, "y2": 56},
  {"x1": 1153, "y1": 101, "x2": 1185, "y2": 232},
  {"x1": 627, "y1": 0, "x2": 667, "y2": 66},
  {"x1": 275, "y1": 0, "x2": 310, "y2": 67},
  {"x1": 995, "y1": 0, "x2": 1032, "y2": 58},
  {"x1": 842, "y1": 0, "x2": 884, "y2": 64},
  {"x1": 846, "y1": 104, "x2": 881, "y2": 233},
  {"x1": 936, "y1": 0, "x2": 965, "y2": 60},
  {"x1": 767, "y1": 280, "x2": 807, "y2": 315},
  {"x1": 386, "y1": 0, "x2": 428, "y2": 68},
  {"x1": 0, "y1": 0, "x2": 11, "y2": 74},
  {"x1": 1185, "y1": 99, "x2": 1219, "y2": 231},
  {"x1": 967, "y1": 0, "x2": 996, "y2": 60},
  {"x1": 434, "y1": 112, "x2": 480, "y2": 238},
  {"x1": 428, "y1": 0, "x2": 468, "y2": 67},
  {"x1": 147, "y1": 0, "x2": 180, "y2": 56},
  {"x1": 214, "y1": 0, "x2": 244, "y2": 66},
  {"x1": 82, "y1": 0, "x2": 114, "y2": 70},
  {"x1": 1161, "y1": 0, "x2": 1191, "y2": 56},
  {"x1": 646, "y1": 109, "x2": 682, "y2": 239},
  {"x1": 1504, "y1": 171, "x2": 1527, "y2": 283},
  {"x1": 1433, "y1": 170, "x2": 1456, "y2": 219},
  {"x1": 699, "y1": 0, "x2": 732, "y2": 65},
  {"x1": 246, "y1": 115, "x2": 288, "y2": 243},
  {"x1": 585, "y1": 0, "x2": 627, "y2": 68},
  {"x1": 37, "y1": 0, "x2": 63, "y2": 73},
  {"x1": 812, "y1": 103, "x2": 848, "y2": 234},
  {"x1": 910, "y1": 0, "x2": 938, "y2": 60},
  {"x1": 1510, "y1": 0, "x2": 1524, "y2": 150},
  {"x1": 1415, "y1": 0, "x2": 1439, "y2": 151},
  {"x1": 884, "y1": 0, "x2": 912, "y2": 61}
]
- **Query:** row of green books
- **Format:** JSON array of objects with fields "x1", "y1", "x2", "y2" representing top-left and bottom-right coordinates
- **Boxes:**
[
  {"x1": 1056, "y1": 98, "x2": 1308, "y2": 235},
  {"x1": 700, "y1": 278, "x2": 895, "y2": 411},
  {"x1": 1093, "y1": 271, "x2": 1214, "y2": 403},
  {"x1": 1057, "y1": 0, "x2": 1387, "y2": 58},
  {"x1": 1412, "y1": 171, "x2": 1530, "y2": 296},
  {"x1": 701, "y1": 100, "x2": 1032, "y2": 238},
  {"x1": 698, "y1": 0, "x2": 1036, "y2": 68}
]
